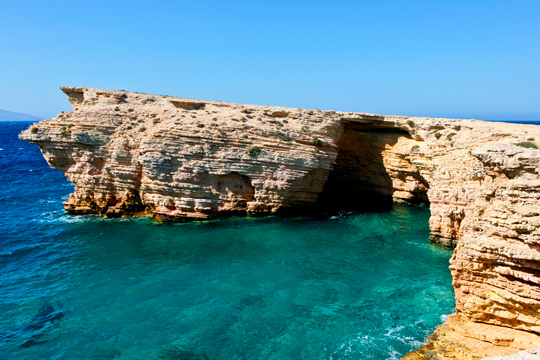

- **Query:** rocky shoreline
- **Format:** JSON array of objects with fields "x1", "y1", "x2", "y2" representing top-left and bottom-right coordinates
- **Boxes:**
[{"x1": 20, "y1": 87, "x2": 540, "y2": 359}]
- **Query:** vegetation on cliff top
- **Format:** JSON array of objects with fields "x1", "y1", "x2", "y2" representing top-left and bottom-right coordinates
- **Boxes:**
[{"x1": 516, "y1": 141, "x2": 538, "y2": 149}]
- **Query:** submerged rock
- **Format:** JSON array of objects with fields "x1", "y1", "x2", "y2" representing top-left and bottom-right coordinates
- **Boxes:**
[
  {"x1": 157, "y1": 346, "x2": 210, "y2": 360},
  {"x1": 0, "y1": 301, "x2": 64, "y2": 348}
]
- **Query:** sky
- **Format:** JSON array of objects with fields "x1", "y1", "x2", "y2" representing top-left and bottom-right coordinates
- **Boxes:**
[{"x1": 1, "y1": 0, "x2": 539, "y2": 120}]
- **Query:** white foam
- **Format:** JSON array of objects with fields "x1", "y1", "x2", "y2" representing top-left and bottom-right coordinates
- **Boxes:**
[
  {"x1": 387, "y1": 349, "x2": 402, "y2": 360},
  {"x1": 385, "y1": 325, "x2": 405, "y2": 336},
  {"x1": 33, "y1": 210, "x2": 90, "y2": 224},
  {"x1": 329, "y1": 334, "x2": 378, "y2": 359},
  {"x1": 59, "y1": 215, "x2": 90, "y2": 223},
  {"x1": 37, "y1": 198, "x2": 58, "y2": 204}
]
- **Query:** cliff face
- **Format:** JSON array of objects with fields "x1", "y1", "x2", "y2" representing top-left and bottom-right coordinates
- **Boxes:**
[{"x1": 20, "y1": 87, "x2": 540, "y2": 359}]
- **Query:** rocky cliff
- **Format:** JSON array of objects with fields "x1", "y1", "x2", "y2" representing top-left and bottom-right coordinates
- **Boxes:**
[{"x1": 20, "y1": 87, "x2": 540, "y2": 359}]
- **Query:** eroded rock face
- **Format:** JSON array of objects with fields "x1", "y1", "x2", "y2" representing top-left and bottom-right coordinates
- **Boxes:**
[{"x1": 20, "y1": 87, "x2": 540, "y2": 358}]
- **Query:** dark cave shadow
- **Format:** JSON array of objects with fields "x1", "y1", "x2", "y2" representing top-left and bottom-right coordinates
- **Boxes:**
[{"x1": 315, "y1": 121, "x2": 416, "y2": 214}]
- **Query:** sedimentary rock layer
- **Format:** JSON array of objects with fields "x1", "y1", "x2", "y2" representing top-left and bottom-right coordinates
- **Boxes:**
[{"x1": 20, "y1": 87, "x2": 540, "y2": 358}]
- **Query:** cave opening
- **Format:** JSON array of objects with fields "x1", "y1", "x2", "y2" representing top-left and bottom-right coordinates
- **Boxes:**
[{"x1": 316, "y1": 121, "x2": 420, "y2": 213}]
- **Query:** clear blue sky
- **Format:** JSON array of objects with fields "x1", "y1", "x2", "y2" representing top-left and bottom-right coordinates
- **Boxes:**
[{"x1": 1, "y1": 0, "x2": 539, "y2": 120}]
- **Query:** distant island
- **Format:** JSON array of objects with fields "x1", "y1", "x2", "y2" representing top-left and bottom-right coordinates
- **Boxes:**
[{"x1": 0, "y1": 109, "x2": 42, "y2": 121}]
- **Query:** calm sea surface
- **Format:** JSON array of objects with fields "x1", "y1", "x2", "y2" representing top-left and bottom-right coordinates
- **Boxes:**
[{"x1": 0, "y1": 121, "x2": 457, "y2": 359}]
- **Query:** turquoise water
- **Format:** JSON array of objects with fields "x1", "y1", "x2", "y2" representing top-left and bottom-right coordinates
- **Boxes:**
[{"x1": 1, "y1": 122, "x2": 454, "y2": 359}]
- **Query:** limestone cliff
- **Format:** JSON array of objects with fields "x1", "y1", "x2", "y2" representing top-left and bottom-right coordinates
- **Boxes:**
[{"x1": 20, "y1": 87, "x2": 540, "y2": 359}]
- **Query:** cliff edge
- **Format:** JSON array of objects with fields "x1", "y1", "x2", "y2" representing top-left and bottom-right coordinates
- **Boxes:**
[{"x1": 20, "y1": 87, "x2": 540, "y2": 359}]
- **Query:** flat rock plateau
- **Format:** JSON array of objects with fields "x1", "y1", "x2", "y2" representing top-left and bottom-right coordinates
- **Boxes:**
[{"x1": 20, "y1": 87, "x2": 540, "y2": 359}]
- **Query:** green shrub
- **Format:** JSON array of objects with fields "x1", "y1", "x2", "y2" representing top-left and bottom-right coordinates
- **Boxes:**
[
  {"x1": 434, "y1": 132, "x2": 441, "y2": 139},
  {"x1": 411, "y1": 145, "x2": 420, "y2": 152},
  {"x1": 130, "y1": 116, "x2": 137, "y2": 121},
  {"x1": 247, "y1": 146, "x2": 262, "y2": 157},
  {"x1": 60, "y1": 127, "x2": 71, "y2": 138},
  {"x1": 137, "y1": 119, "x2": 144, "y2": 123},
  {"x1": 282, "y1": 119, "x2": 288, "y2": 124},
  {"x1": 242, "y1": 134, "x2": 248, "y2": 139},
  {"x1": 31, "y1": 127, "x2": 38, "y2": 134},
  {"x1": 139, "y1": 127, "x2": 146, "y2": 132},
  {"x1": 275, "y1": 131, "x2": 291, "y2": 141},
  {"x1": 114, "y1": 106, "x2": 120, "y2": 111},
  {"x1": 197, "y1": 123, "x2": 205, "y2": 128},
  {"x1": 217, "y1": 130, "x2": 226, "y2": 138},
  {"x1": 153, "y1": 118, "x2": 161, "y2": 124},
  {"x1": 312, "y1": 137, "x2": 322, "y2": 146},
  {"x1": 301, "y1": 125, "x2": 310, "y2": 132},
  {"x1": 407, "y1": 120, "x2": 415, "y2": 127},
  {"x1": 127, "y1": 108, "x2": 134, "y2": 112},
  {"x1": 516, "y1": 141, "x2": 538, "y2": 149},
  {"x1": 447, "y1": 132, "x2": 456, "y2": 140}
]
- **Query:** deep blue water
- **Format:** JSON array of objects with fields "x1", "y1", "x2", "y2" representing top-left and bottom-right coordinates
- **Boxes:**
[
  {"x1": 485, "y1": 120, "x2": 540, "y2": 125},
  {"x1": 0, "y1": 121, "x2": 455, "y2": 360}
]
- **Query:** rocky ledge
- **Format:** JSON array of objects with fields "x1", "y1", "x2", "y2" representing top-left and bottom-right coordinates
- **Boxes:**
[{"x1": 20, "y1": 87, "x2": 540, "y2": 359}]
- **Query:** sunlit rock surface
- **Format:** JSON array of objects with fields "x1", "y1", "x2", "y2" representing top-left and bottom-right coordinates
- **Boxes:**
[{"x1": 20, "y1": 87, "x2": 540, "y2": 359}]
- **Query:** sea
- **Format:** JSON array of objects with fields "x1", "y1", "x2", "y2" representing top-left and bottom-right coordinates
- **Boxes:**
[{"x1": 10, "y1": 119, "x2": 533, "y2": 359}]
